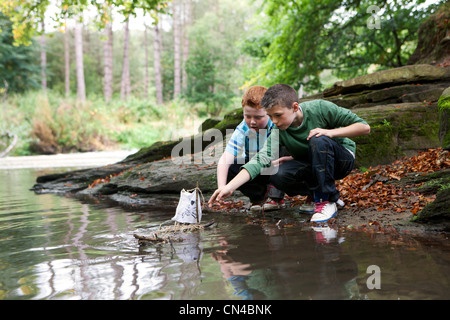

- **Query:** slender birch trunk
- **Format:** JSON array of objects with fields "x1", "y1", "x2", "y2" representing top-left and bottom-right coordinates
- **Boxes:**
[
  {"x1": 103, "y1": 18, "x2": 113, "y2": 102},
  {"x1": 173, "y1": 0, "x2": 181, "y2": 99},
  {"x1": 144, "y1": 25, "x2": 149, "y2": 99},
  {"x1": 182, "y1": 0, "x2": 191, "y2": 93},
  {"x1": 40, "y1": 20, "x2": 47, "y2": 91},
  {"x1": 120, "y1": 18, "x2": 131, "y2": 100},
  {"x1": 154, "y1": 18, "x2": 163, "y2": 105},
  {"x1": 64, "y1": 18, "x2": 70, "y2": 97},
  {"x1": 74, "y1": 22, "x2": 86, "y2": 102}
]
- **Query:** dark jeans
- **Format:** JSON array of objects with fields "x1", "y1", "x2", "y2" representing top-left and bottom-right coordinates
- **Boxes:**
[
  {"x1": 227, "y1": 163, "x2": 285, "y2": 203},
  {"x1": 270, "y1": 136, "x2": 355, "y2": 203},
  {"x1": 229, "y1": 136, "x2": 354, "y2": 203}
]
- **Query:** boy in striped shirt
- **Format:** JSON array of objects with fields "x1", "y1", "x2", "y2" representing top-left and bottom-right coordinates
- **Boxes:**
[{"x1": 217, "y1": 85, "x2": 290, "y2": 212}]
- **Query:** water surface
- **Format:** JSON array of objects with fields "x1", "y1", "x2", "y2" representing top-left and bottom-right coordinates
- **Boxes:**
[{"x1": 0, "y1": 168, "x2": 449, "y2": 300}]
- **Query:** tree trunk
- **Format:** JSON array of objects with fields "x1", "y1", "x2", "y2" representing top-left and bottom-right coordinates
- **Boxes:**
[
  {"x1": 182, "y1": 0, "x2": 191, "y2": 93},
  {"x1": 154, "y1": 18, "x2": 163, "y2": 105},
  {"x1": 104, "y1": 18, "x2": 113, "y2": 102},
  {"x1": 74, "y1": 22, "x2": 86, "y2": 102},
  {"x1": 144, "y1": 25, "x2": 149, "y2": 99},
  {"x1": 120, "y1": 18, "x2": 131, "y2": 100},
  {"x1": 173, "y1": 0, "x2": 181, "y2": 99},
  {"x1": 40, "y1": 20, "x2": 47, "y2": 91},
  {"x1": 64, "y1": 18, "x2": 70, "y2": 97}
]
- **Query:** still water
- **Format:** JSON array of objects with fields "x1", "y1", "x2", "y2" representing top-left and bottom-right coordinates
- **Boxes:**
[{"x1": 0, "y1": 167, "x2": 449, "y2": 300}]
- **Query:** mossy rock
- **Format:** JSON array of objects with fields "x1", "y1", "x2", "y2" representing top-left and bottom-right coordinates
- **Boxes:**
[
  {"x1": 89, "y1": 157, "x2": 218, "y2": 196},
  {"x1": 353, "y1": 102, "x2": 440, "y2": 167},
  {"x1": 213, "y1": 108, "x2": 243, "y2": 131},
  {"x1": 324, "y1": 64, "x2": 450, "y2": 97},
  {"x1": 121, "y1": 108, "x2": 243, "y2": 164},
  {"x1": 412, "y1": 188, "x2": 450, "y2": 230},
  {"x1": 122, "y1": 99, "x2": 441, "y2": 169},
  {"x1": 198, "y1": 118, "x2": 222, "y2": 132},
  {"x1": 403, "y1": 169, "x2": 450, "y2": 230},
  {"x1": 438, "y1": 87, "x2": 450, "y2": 150},
  {"x1": 121, "y1": 139, "x2": 182, "y2": 164},
  {"x1": 408, "y1": 2, "x2": 450, "y2": 65}
]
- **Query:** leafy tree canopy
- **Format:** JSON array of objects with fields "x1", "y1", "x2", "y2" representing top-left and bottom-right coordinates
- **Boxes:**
[
  {"x1": 243, "y1": 0, "x2": 444, "y2": 93},
  {"x1": 0, "y1": 0, "x2": 169, "y2": 46},
  {"x1": 0, "y1": 14, "x2": 40, "y2": 93}
]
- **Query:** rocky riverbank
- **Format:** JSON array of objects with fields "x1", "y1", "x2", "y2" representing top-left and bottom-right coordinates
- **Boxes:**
[
  {"x1": 30, "y1": 6, "x2": 450, "y2": 235},
  {"x1": 30, "y1": 138, "x2": 449, "y2": 234}
]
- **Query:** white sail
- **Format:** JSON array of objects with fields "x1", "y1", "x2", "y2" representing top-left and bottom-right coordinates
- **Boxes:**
[{"x1": 172, "y1": 188, "x2": 202, "y2": 224}]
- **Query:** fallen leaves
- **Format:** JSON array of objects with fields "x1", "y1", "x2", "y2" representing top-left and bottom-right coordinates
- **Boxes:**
[
  {"x1": 208, "y1": 200, "x2": 246, "y2": 212},
  {"x1": 86, "y1": 147, "x2": 448, "y2": 222},
  {"x1": 89, "y1": 176, "x2": 111, "y2": 189},
  {"x1": 336, "y1": 148, "x2": 449, "y2": 214},
  {"x1": 88, "y1": 172, "x2": 123, "y2": 189}
]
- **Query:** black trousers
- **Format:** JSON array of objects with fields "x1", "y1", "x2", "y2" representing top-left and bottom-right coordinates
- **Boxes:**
[
  {"x1": 227, "y1": 162, "x2": 285, "y2": 203},
  {"x1": 228, "y1": 136, "x2": 355, "y2": 203}
]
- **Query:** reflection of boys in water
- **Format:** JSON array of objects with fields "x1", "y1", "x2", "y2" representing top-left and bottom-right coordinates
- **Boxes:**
[
  {"x1": 311, "y1": 227, "x2": 360, "y2": 299},
  {"x1": 211, "y1": 239, "x2": 265, "y2": 300},
  {"x1": 211, "y1": 224, "x2": 359, "y2": 300}
]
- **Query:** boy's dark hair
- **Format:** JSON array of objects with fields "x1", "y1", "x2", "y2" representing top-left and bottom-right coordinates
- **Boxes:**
[
  {"x1": 241, "y1": 85, "x2": 267, "y2": 109},
  {"x1": 261, "y1": 84, "x2": 298, "y2": 110}
]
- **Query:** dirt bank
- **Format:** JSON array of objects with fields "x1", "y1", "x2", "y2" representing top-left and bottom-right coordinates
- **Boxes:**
[{"x1": 204, "y1": 194, "x2": 444, "y2": 237}]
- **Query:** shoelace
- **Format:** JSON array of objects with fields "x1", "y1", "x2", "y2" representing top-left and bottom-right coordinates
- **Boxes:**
[
  {"x1": 314, "y1": 201, "x2": 330, "y2": 213},
  {"x1": 265, "y1": 197, "x2": 284, "y2": 205}
]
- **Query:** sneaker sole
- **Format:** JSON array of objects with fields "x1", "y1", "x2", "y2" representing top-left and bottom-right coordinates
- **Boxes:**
[
  {"x1": 263, "y1": 205, "x2": 286, "y2": 211},
  {"x1": 310, "y1": 210, "x2": 337, "y2": 223}
]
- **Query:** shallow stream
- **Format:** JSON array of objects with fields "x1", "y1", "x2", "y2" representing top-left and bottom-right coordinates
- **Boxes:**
[{"x1": 0, "y1": 167, "x2": 449, "y2": 300}]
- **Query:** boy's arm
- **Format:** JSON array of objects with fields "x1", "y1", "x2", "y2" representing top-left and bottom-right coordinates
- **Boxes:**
[
  {"x1": 309, "y1": 100, "x2": 370, "y2": 140},
  {"x1": 243, "y1": 128, "x2": 280, "y2": 179},
  {"x1": 307, "y1": 122, "x2": 370, "y2": 140},
  {"x1": 272, "y1": 155, "x2": 294, "y2": 167},
  {"x1": 218, "y1": 121, "x2": 246, "y2": 188},
  {"x1": 217, "y1": 151, "x2": 235, "y2": 188},
  {"x1": 208, "y1": 168, "x2": 251, "y2": 205}
]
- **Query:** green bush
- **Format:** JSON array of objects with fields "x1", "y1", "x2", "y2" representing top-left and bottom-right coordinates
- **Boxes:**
[{"x1": 0, "y1": 90, "x2": 212, "y2": 156}]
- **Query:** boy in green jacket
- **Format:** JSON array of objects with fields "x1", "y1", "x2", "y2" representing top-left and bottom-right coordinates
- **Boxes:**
[
  {"x1": 208, "y1": 84, "x2": 370, "y2": 223},
  {"x1": 217, "y1": 85, "x2": 287, "y2": 213}
]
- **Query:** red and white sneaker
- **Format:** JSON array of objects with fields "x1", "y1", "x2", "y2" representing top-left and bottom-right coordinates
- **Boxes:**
[
  {"x1": 250, "y1": 203, "x2": 263, "y2": 213},
  {"x1": 310, "y1": 201, "x2": 337, "y2": 223},
  {"x1": 312, "y1": 226, "x2": 338, "y2": 244},
  {"x1": 263, "y1": 198, "x2": 286, "y2": 211},
  {"x1": 299, "y1": 195, "x2": 315, "y2": 214}
]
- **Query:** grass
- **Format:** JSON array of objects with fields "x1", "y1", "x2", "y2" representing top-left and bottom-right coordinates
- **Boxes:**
[{"x1": 0, "y1": 90, "x2": 213, "y2": 156}]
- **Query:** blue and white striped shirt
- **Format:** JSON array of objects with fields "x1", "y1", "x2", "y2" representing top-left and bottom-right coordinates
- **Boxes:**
[{"x1": 225, "y1": 119, "x2": 275, "y2": 163}]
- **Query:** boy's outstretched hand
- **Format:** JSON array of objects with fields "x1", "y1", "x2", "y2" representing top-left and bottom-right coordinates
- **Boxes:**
[
  {"x1": 208, "y1": 185, "x2": 234, "y2": 207},
  {"x1": 208, "y1": 168, "x2": 251, "y2": 207}
]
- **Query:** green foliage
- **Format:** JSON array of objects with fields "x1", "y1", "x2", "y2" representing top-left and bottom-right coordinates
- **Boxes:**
[
  {"x1": 184, "y1": 38, "x2": 234, "y2": 115},
  {"x1": 420, "y1": 178, "x2": 450, "y2": 192},
  {"x1": 0, "y1": 0, "x2": 169, "y2": 46},
  {"x1": 245, "y1": 0, "x2": 444, "y2": 93},
  {"x1": 1, "y1": 0, "x2": 258, "y2": 119},
  {"x1": 0, "y1": 0, "x2": 49, "y2": 46},
  {"x1": 39, "y1": 22, "x2": 153, "y2": 99},
  {"x1": 185, "y1": 50, "x2": 216, "y2": 105},
  {"x1": 0, "y1": 14, "x2": 40, "y2": 94},
  {"x1": 438, "y1": 94, "x2": 450, "y2": 111},
  {"x1": 1, "y1": 0, "x2": 445, "y2": 156},
  {"x1": 182, "y1": 0, "x2": 258, "y2": 116},
  {"x1": 0, "y1": 90, "x2": 207, "y2": 155}
]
